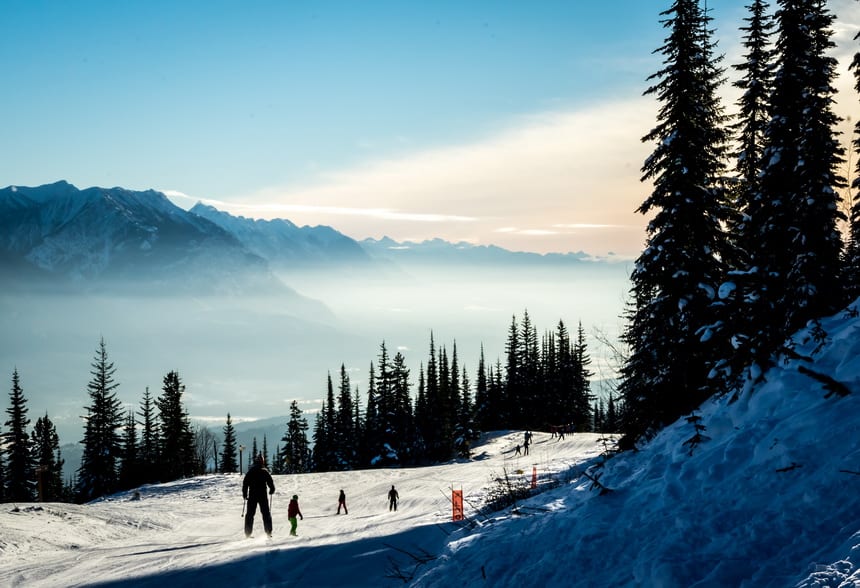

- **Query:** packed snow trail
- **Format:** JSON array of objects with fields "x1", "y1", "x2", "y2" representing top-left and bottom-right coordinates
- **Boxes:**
[{"x1": 0, "y1": 432, "x2": 604, "y2": 587}]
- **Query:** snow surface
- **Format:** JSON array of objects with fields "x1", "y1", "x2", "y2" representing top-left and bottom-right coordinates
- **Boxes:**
[{"x1": 2, "y1": 302, "x2": 860, "y2": 587}]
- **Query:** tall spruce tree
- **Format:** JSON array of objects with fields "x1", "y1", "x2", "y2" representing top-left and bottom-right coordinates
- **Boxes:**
[
  {"x1": 619, "y1": 0, "x2": 729, "y2": 449},
  {"x1": 31, "y1": 412, "x2": 65, "y2": 502},
  {"x1": 572, "y1": 322, "x2": 594, "y2": 427},
  {"x1": 312, "y1": 375, "x2": 336, "y2": 472},
  {"x1": 0, "y1": 419, "x2": 5, "y2": 502},
  {"x1": 335, "y1": 364, "x2": 356, "y2": 469},
  {"x1": 362, "y1": 362, "x2": 379, "y2": 466},
  {"x1": 847, "y1": 31, "x2": 860, "y2": 300},
  {"x1": 220, "y1": 413, "x2": 239, "y2": 473},
  {"x1": 732, "y1": 0, "x2": 776, "y2": 197},
  {"x1": 137, "y1": 387, "x2": 160, "y2": 484},
  {"x1": 118, "y1": 410, "x2": 139, "y2": 490},
  {"x1": 503, "y1": 315, "x2": 521, "y2": 428},
  {"x1": 281, "y1": 400, "x2": 310, "y2": 474},
  {"x1": 473, "y1": 346, "x2": 490, "y2": 431},
  {"x1": 156, "y1": 370, "x2": 195, "y2": 481},
  {"x1": 390, "y1": 350, "x2": 413, "y2": 463},
  {"x1": 4, "y1": 368, "x2": 36, "y2": 501},
  {"x1": 708, "y1": 0, "x2": 777, "y2": 393},
  {"x1": 742, "y1": 0, "x2": 845, "y2": 380},
  {"x1": 77, "y1": 337, "x2": 124, "y2": 502}
]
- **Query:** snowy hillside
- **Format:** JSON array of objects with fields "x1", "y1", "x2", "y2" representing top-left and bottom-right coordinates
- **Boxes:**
[
  {"x1": 0, "y1": 433, "x2": 607, "y2": 587},
  {"x1": 2, "y1": 300, "x2": 859, "y2": 587}
]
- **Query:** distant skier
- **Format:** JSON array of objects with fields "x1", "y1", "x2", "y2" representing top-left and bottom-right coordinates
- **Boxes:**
[
  {"x1": 288, "y1": 494, "x2": 304, "y2": 536},
  {"x1": 337, "y1": 489, "x2": 348, "y2": 515},
  {"x1": 243, "y1": 454, "x2": 275, "y2": 538},
  {"x1": 388, "y1": 485, "x2": 399, "y2": 512},
  {"x1": 514, "y1": 444, "x2": 522, "y2": 456}
]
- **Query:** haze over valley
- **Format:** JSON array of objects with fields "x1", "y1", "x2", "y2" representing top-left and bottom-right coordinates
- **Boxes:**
[{"x1": 0, "y1": 182, "x2": 630, "y2": 448}]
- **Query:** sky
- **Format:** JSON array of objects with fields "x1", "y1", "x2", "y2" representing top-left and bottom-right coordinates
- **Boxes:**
[
  {"x1": 3, "y1": 1, "x2": 860, "y2": 257},
  {"x1": 1, "y1": 295, "x2": 858, "y2": 587}
]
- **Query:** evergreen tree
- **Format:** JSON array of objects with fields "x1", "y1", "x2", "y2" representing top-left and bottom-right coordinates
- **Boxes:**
[
  {"x1": 4, "y1": 368, "x2": 36, "y2": 501},
  {"x1": 413, "y1": 364, "x2": 429, "y2": 462},
  {"x1": 137, "y1": 386, "x2": 160, "y2": 485},
  {"x1": 732, "y1": 0, "x2": 776, "y2": 197},
  {"x1": 390, "y1": 350, "x2": 413, "y2": 463},
  {"x1": 270, "y1": 443, "x2": 282, "y2": 474},
  {"x1": 503, "y1": 315, "x2": 520, "y2": 428},
  {"x1": 421, "y1": 334, "x2": 443, "y2": 459},
  {"x1": 31, "y1": 412, "x2": 65, "y2": 502},
  {"x1": 261, "y1": 435, "x2": 268, "y2": 468},
  {"x1": 440, "y1": 346, "x2": 455, "y2": 456},
  {"x1": 281, "y1": 400, "x2": 310, "y2": 474},
  {"x1": 554, "y1": 321, "x2": 574, "y2": 424},
  {"x1": 352, "y1": 385, "x2": 363, "y2": 464},
  {"x1": 453, "y1": 366, "x2": 477, "y2": 459},
  {"x1": 0, "y1": 419, "x2": 5, "y2": 502},
  {"x1": 76, "y1": 338, "x2": 124, "y2": 502},
  {"x1": 571, "y1": 322, "x2": 595, "y2": 427},
  {"x1": 118, "y1": 409, "x2": 139, "y2": 490},
  {"x1": 156, "y1": 371, "x2": 195, "y2": 481},
  {"x1": 847, "y1": 31, "x2": 860, "y2": 300},
  {"x1": 743, "y1": 0, "x2": 845, "y2": 381},
  {"x1": 312, "y1": 383, "x2": 334, "y2": 472},
  {"x1": 518, "y1": 310, "x2": 540, "y2": 429},
  {"x1": 620, "y1": 0, "x2": 730, "y2": 449},
  {"x1": 606, "y1": 394, "x2": 620, "y2": 434},
  {"x1": 220, "y1": 413, "x2": 239, "y2": 473},
  {"x1": 367, "y1": 342, "x2": 412, "y2": 466},
  {"x1": 362, "y1": 362, "x2": 380, "y2": 466},
  {"x1": 473, "y1": 346, "x2": 489, "y2": 431},
  {"x1": 335, "y1": 364, "x2": 356, "y2": 469}
]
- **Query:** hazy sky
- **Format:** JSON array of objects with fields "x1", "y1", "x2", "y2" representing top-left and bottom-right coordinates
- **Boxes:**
[{"x1": 3, "y1": 1, "x2": 860, "y2": 257}]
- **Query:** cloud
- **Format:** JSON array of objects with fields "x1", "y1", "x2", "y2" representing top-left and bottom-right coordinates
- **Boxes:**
[
  {"x1": 226, "y1": 98, "x2": 654, "y2": 256},
  {"x1": 202, "y1": 2, "x2": 860, "y2": 258}
]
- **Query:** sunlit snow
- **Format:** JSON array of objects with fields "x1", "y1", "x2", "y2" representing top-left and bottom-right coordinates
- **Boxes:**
[{"x1": 2, "y1": 300, "x2": 859, "y2": 587}]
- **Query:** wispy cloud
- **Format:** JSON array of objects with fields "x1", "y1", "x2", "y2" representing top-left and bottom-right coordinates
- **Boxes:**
[{"x1": 225, "y1": 98, "x2": 654, "y2": 256}]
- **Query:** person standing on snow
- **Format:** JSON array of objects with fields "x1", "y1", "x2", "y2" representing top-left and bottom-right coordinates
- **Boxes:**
[
  {"x1": 388, "y1": 485, "x2": 399, "y2": 511},
  {"x1": 337, "y1": 489, "x2": 348, "y2": 514},
  {"x1": 243, "y1": 454, "x2": 275, "y2": 538},
  {"x1": 288, "y1": 494, "x2": 304, "y2": 536}
]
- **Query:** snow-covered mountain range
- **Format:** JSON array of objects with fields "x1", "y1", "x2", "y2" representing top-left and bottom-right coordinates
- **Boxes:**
[
  {"x1": 1, "y1": 181, "x2": 624, "y2": 294},
  {"x1": 0, "y1": 181, "x2": 367, "y2": 295}
]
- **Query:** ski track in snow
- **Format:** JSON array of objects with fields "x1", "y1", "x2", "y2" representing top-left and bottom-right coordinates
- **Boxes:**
[
  {"x1": 5, "y1": 300, "x2": 860, "y2": 587},
  {"x1": 0, "y1": 432, "x2": 603, "y2": 587}
]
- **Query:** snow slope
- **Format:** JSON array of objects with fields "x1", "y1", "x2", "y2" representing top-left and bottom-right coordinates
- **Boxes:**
[
  {"x1": 0, "y1": 433, "x2": 605, "y2": 587},
  {"x1": 2, "y1": 300, "x2": 859, "y2": 587}
]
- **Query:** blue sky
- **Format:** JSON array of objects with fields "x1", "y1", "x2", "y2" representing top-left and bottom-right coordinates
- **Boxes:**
[{"x1": 2, "y1": 1, "x2": 859, "y2": 256}]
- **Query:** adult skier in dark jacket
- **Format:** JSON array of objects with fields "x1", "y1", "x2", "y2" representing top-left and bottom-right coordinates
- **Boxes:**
[{"x1": 243, "y1": 454, "x2": 275, "y2": 537}]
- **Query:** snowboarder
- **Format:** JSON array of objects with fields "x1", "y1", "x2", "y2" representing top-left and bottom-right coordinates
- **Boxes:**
[
  {"x1": 337, "y1": 489, "x2": 348, "y2": 514},
  {"x1": 388, "y1": 484, "x2": 399, "y2": 512},
  {"x1": 243, "y1": 454, "x2": 275, "y2": 538},
  {"x1": 288, "y1": 494, "x2": 303, "y2": 536}
]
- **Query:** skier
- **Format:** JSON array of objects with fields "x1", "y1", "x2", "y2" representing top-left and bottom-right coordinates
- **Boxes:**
[
  {"x1": 243, "y1": 454, "x2": 275, "y2": 538},
  {"x1": 337, "y1": 489, "x2": 348, "y2": 514},
  {"x1": 388, "y1": 484, "x2": 399, "y2": 511},
  {"x1": 288, "y1": 494, "x2": 304, "y2": 536}
]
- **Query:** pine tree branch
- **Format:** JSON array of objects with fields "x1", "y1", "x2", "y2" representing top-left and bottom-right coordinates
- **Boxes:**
[{"x1": 797, "y1": 365, "x2": 852, "y2": 398}]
